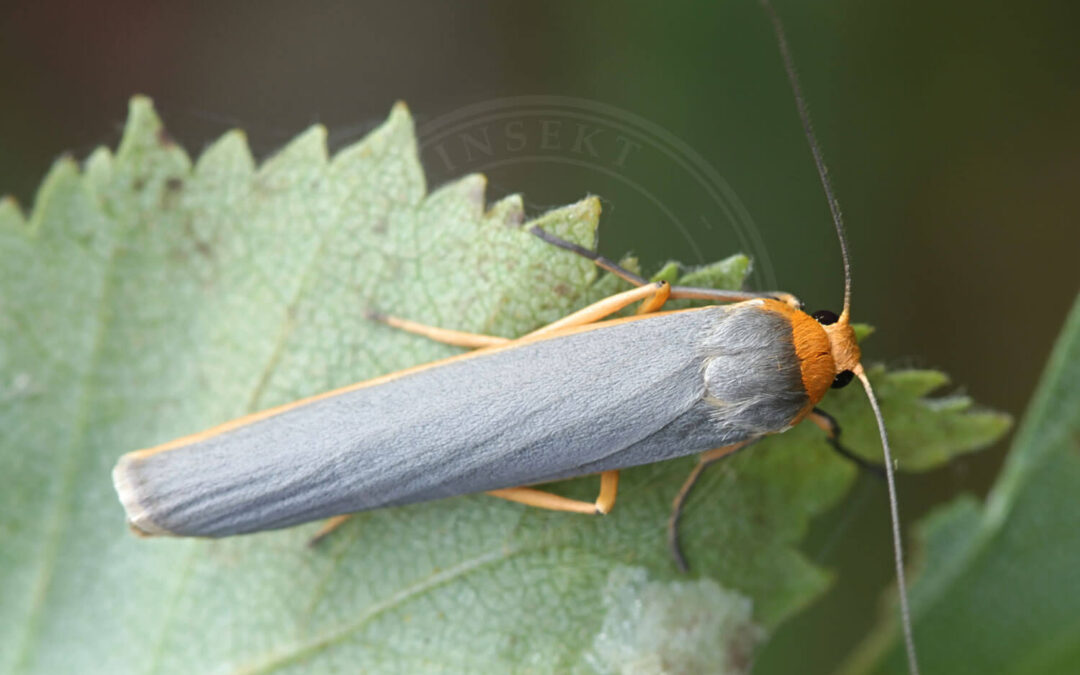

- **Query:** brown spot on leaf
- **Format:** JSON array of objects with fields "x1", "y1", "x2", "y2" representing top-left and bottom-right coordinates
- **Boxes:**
[
  {"x1": 160, "y1": 179, "x2": 184, "y2": 210},
  {"x1": 181, "y1": 218, "x2": 215, "y2": 260},
  {"x1": 504, "y1": 209, "x2": 525, "y2": 227}
]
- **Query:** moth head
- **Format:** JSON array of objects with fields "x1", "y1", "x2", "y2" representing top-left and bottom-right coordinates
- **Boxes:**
[{"x1": 811, "y1": 309, "x2": 859, "y2": 388}]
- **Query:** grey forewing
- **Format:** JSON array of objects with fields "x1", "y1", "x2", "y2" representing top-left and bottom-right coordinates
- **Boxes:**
[
  {"x1": 536, "y1": 303, "x2": 807, "y2": 481},
  {"x1": 130, "y1": 302, "x2": 808, "y2": 536}
]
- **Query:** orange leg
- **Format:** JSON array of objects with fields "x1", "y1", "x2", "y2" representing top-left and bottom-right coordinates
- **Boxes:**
[
  {"x1": 525, "y1": 282, "x2": 671, "y2": 338},
  {"x1": 636, "y1": 279, "x2": 671, "y2": 314},
  {"x1": 367, "y1": 311, "x2": 511, "y2": 349},
  {"x1": 370, "y1": 281, "x2": 672, "y2": 350},
  {"x1": 307, "y1": 514, "x2": 353, "y2": 547},
  {"x1": 487, "y1": 470, "x2": 620, "y2": 515},
  {"x1": 310, "y1": 472, "x2": 621, "y2": 546},
  {"x1": 667, "y1": 440, "x2": 756, "y2": 573}
]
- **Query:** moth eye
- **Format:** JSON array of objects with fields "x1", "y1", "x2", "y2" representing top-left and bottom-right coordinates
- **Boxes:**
[
  {"x1": 812, "y1": 309, "x2": 839, "y2": 326},
  {"x1": 832, "y1": 370, "x2": 855, "y2": 389}
]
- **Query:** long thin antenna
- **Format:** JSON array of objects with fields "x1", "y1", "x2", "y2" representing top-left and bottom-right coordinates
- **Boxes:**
[
  {"x1": 758, "y1": 2, "x2": 919, "y2": 673},
  {"x1": 856, "y1": 366, "x2": 920, "y2": 675},
  {"x1": 758, "y1": 0, "x2": 853, "y2": 320}
]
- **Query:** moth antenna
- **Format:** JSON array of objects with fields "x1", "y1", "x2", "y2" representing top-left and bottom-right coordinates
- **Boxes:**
[
  {"x1": 759, "y1": 0, "x2": 852, "y2": 321},
  {"x1": 855, "y1": 365, "x2": 920, "y2": 675},
  {"x1": 759, "y1": 2, "x2": 919, "y2": 672}
]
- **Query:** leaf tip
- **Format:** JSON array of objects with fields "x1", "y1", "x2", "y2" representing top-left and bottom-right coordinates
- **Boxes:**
[
  {"x1": 196, "y1": 128, "x2": 255, "y2": 175},
  {"x1": 697, "y1": 254, "x2": 753, "y2": 290},
  {"x1": 390, "y1": 100, "x2": 412, "y2": 120},
  {"x1": 523, "y1": 195, "x2": 603, "y2": 251},
  {"x1": 84, "y1": 146, "x2": 114, "y2": 172},
  {"x1": 0, "y1": 194, "x2": 27, "y2": 231},
  {"x1": 890, "y1": 368, "x2": 952, "y2": 397},
  {"x1": 128, "y1": 93, "x2": 155, "y2": 115},
  {"x1": 120, "y1": 96, "x2": 164, "y2": 151},
  {"x1": 487, "y1": 193, "x2": 525, "y2": 227},
  {"x1": 116, "y1": 95, "x2": 192, "y2": 175},
  {"x1": 460, "y1": 172, "x2": 488, "y2": 210},
  {"x1": 650, "y1": 261, "x2": 681, "y2": 283},
  {"x1": 381, "y1": 101, "x2": 416, "y2": 144},
  {"x1": 852, "y1": 323, "x2": 875, "y2": 341},
  {"x1": 986, "y1": 411, "x2": 1015, "y2": 440},
  {"x1": 580, "y1": 194, "x2": 603, "y2": 221}
]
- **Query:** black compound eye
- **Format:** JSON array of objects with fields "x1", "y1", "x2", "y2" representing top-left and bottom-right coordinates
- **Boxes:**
[
  {"x1": 812, "y1": 309, "x2": 840, "y2": 326},
  {"x1": 832, "y1": 370, "x2": 855, "y2": 389}
]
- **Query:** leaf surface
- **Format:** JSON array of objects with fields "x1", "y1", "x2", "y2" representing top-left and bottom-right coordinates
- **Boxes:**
[{"x1": 0, "y1": 98, "x2": 1008, "y2": 674}]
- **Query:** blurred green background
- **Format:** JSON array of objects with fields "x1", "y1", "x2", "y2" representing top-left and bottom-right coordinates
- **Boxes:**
[{"x1": 1, "y1": 0, "x2": 1076, "y2": 672}]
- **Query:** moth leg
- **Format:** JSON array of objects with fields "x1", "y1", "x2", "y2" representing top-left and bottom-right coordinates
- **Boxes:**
[
  {"x1": 367, "y1": 281, "x2": 671, "y2": 349},
  {"x1": 307, "y1": 514, "x2": 353, "y2": 547},
  {"x1": 487, "y1": 470, "x2": 620, "y2": 515},
  {"x1": 807, "y1": 408, "x2": 885, "y2": 479},
  {"x1": 525, "y1": 282, "x2": 671, "y2": 339},
  {"x1": 595, "y1": 470, "x2": 620, "y2": 513},
  {"x1": 668, "y1": 440, "x2": 756, "y2": 573},
  {"x1": 636, "y1": 279, "x2": 671, "y2": 314},
  {"x1": 366, "y1": 311, "x2": 511, "y2": 349},
  {"x1": 530, "y1": 225, "x2": 802, "y2": 309}
]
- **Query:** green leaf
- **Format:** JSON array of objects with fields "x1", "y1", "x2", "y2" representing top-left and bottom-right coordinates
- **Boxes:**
[
  {"x1": 0, "y1": 97, "x2": 1008, "y2": 674},
  {"x1": 839, "y1": 293, "x2": 1080, "y2": 675},
  {"x1": 831, "y1": 364, "x2": 1011, "y2": 472}
]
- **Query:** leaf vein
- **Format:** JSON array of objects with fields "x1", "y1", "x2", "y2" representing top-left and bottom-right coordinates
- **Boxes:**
[{"x1": 234, "y1": 545, "x2": 521, "y2": 674}]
